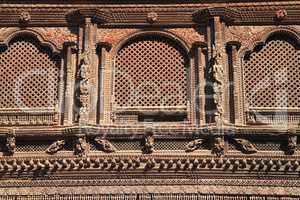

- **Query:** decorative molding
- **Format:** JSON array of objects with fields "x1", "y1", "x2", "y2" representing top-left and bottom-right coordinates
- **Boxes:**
[{"x1": 194, "y1": 7, "x2": 240, "y2": 23}]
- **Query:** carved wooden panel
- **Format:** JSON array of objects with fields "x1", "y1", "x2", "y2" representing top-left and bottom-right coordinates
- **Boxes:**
[
  {"x1": 244, "y1": 35, "x2": 300, "y2": 109},
  {"x1": 114, "y1": 35, "x2": 188, "y2": 109},
  {"x1": 0, "y1": 35, "x2": 60, "y2": 125}
]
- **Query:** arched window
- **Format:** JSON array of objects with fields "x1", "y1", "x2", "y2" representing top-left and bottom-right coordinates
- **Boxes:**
[
  {"x1": 0, "y1": 34, "x2": 60, "y2": 125},
  {"x1": 243, "y1": 33, "x2": 300, "y2": 124},
  {"x1": 114, "y1": 34, "x2": 189, "y2": 122}
]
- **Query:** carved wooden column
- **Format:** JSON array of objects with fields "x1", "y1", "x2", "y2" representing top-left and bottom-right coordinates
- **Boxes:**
[
  {"x1": 227, "y1": 43, "x2": 241, "y2": 124},
  {"x1": 77, "y1": 13, "x2": 97, "y2": 125},
  {"x1": 97, "y1": 43, "x2": 111, "y2": 124},
  {"x1": 63, "y1": 42, "x2": 77, "y2": 125},
  {"x1": 193, "y1": 42, "x2": 207, "y2": 126},
  {"x1": 195, "y1": 8, "x2": 234, "y2": 127}
]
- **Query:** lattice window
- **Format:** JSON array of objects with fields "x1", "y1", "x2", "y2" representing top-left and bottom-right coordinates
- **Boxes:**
[
  {"x1": 243, "y1": 34, "x2": 300, "y2": 108},
  {"x1": 0, "y1": 36, "x2": 60, "y2": 109},
  {"x1": 114, "y1": 35, "x2": 188, "y2": 108}
]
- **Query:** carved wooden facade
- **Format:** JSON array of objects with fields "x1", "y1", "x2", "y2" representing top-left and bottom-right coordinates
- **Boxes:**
[{"x1": 0, "y1": 0, "x2": 300, "y2": 199}]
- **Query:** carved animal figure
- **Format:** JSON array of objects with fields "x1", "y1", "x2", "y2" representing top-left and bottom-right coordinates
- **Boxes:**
[
  {"x1": 45, "y1": 140, "x2": 65, "y2": 154},
  {"x1": 185, "y1": 139, "x2": 204, "y2": 152},
  {"x1": 94, "y1": 138, "x2": 117, "y2": 153}
]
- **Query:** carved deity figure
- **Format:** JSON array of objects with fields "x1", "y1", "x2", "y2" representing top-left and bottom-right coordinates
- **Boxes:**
[
  {"x1": 45, "y1": 140, "x2": 65, "y2": 154},
  {"x1": 287, "y1": 135, "x2": 297, "y2": 155},
  {"x1": 74, "y1": 136, "x2": 89, "y2": 157},
  {"x1": 143, "y1": 127, "x2": 155, "y2": 154},
  {"x1": 211, "y1": 45, "x2": 223, "y2": 84},
  {"x1": 212, "y1": 137, "x2": 224, "y2": 157},
  {"x1": 5, "y1": 136, "x2": 16, "y2": 155},
  {"x1": 211, "y1": 44, "x2": 224, "y2": 125}
]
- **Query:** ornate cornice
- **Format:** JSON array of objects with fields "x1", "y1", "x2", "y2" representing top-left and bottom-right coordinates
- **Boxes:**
[{"x1": 0, "y1": 155, "x2": 299, "y2": 175}]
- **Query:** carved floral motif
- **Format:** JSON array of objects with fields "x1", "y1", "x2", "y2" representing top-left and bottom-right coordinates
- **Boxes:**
[
  {"x1": 39, "y1": 28, "x2": 77, "y2": 50},
  {"x1": 168, "y1": 28, "x2": 204, "y2": 46}
]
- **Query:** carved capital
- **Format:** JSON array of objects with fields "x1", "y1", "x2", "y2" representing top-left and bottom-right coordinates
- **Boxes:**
[{"x1": 193, "y1": 7, "x2": 240, "y2": 23}]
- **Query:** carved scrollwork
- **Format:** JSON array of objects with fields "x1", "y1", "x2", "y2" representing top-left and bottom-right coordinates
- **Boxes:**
[
  {"x1": 94, "y1": 138, "x2": 117, "y2": 153},
  {"x1": 233, "y1": 138, "x2": 257, "y2": 154},
  {"x1": 185, "y1": 139, "x2": 204, "y2": 152},
  {"x1": 45, "y1": 140, "x2": 65, "y2": 154}
]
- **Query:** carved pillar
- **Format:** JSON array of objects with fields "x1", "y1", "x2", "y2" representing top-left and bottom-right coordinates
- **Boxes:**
[
  {"x1": 227, "y1": 43, "x2": 241, "y2": 124},
  {"x1": 63, "y1": 43, "x2": 77, "y2": 125},
  {"x1": 97, "y1": 43, "x2": 111, "y2": 124},
  {"x1": 208, "y1": 17, "x2": 229, "y2": 127},
  {"x1": 193, "y1": 42, "x2": 207, "y2": 126},
  {"x1": 78, "y1": 16, "x2": 97, "y2": 125}
]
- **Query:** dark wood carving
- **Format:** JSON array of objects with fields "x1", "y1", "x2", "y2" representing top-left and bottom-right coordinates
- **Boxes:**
[{"x1": 0, "y1": 0, "x2": 299, "y2": 198}]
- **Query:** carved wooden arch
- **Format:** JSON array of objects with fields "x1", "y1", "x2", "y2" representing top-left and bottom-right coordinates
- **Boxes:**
[
  {"x1": 0, "y1": 28, "x2": 62, "y2": 54},
  {"x1": 111, "y1": 30, "x2": 193, "y2": 122},
  {"x1": 238, "y1": 27, "x2": 300, "y2": 59},
  {"x1": 233, "y1": 27, "x2": 300, "y2": 125},
  {"x1": 112, "y1": 30, "x2": 191, "y2": 58}
]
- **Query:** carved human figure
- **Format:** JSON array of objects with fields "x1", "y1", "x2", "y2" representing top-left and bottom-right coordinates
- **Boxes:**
[
  {"x1": 143, "y1": 127, "x2": 155, "y2": 154},
  {"x1": 5, "y1": 136, "x2": 16, "y2": 155},
  {"x1": 212, "y1": 137, "x2": 224, "y2": 157},
  {"x1": 286, "y1": 135, "x2": 297, "y2": 155},
  {"x1": 74, "y1": 136, "x2": 89, "y2": 157}
]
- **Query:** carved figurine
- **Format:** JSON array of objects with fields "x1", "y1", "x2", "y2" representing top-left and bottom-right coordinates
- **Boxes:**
[
  {"x1": 234, "y1": 138, "x2": 257, "y2": 154},
  {"x1": 211, "y1": 44, "x2": 224, "y2": 126},
  {"x1": 211, "y1": 137, "x2": 224, "y2": 157},
  {"x1": 185, "y1": 139, "x2": 204, "y2": 152},
  {"x1": 5, "y1": 136, "x2": 16, "y2": 155},
  {"x1": 143, "y1": 127, "x2": 155, "y2": 154},
  {"x1": 45, "y1": 140, "x2": 65, "y2": 154},
  {"x1": 286, "y1": 135, "x2": 297, "y2": 155},
  {"x1": 94, "y1": 138, "x2": 117, "y2": 153},
  {"x1": 20, "y1": 11, "x2": 31, "y2": 23},
  {"x1": 74, "y1": 136, "x2": 89, "y2": 157},
  {"x1": 147, "y1": 12, "x2": 158, "y2": 23},
  {"x1": 211, "y1": 45, "x2": 223, "y2": 84}
]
